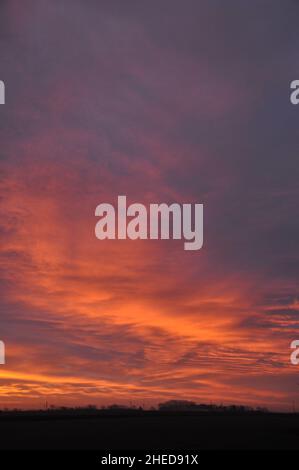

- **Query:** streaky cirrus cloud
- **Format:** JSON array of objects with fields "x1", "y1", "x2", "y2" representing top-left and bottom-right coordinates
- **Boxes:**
[{"x1": 0, "y1": 0, "x2": 299, "y2": 410}]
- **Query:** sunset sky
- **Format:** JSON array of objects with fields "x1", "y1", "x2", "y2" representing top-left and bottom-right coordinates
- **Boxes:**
[{"x1": 1, "y1": 0, "x2": 299, "y2": 411}]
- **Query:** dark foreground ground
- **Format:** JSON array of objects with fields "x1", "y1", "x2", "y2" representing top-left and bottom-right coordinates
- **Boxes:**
[{"x1": 0, "y1": 412, "x2": 298, "y2": 450}]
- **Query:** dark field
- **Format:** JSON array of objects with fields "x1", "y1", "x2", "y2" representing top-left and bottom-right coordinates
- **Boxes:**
[{"x1": 0, "y1": 412, "x2": 299, "y2": 450}]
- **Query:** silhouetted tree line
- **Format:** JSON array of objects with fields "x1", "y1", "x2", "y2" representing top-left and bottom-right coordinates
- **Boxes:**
[
  {"x1": 157, "y1": 400, "x2": 268, "y2": 413},
  {"x1": 0, "y1": 399, "x2": 269, "y2": 416}
]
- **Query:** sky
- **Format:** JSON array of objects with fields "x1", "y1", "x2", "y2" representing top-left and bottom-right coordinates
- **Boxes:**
[{"x1": 0, "y1": 0, "x2": 299, "y2": 411}]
